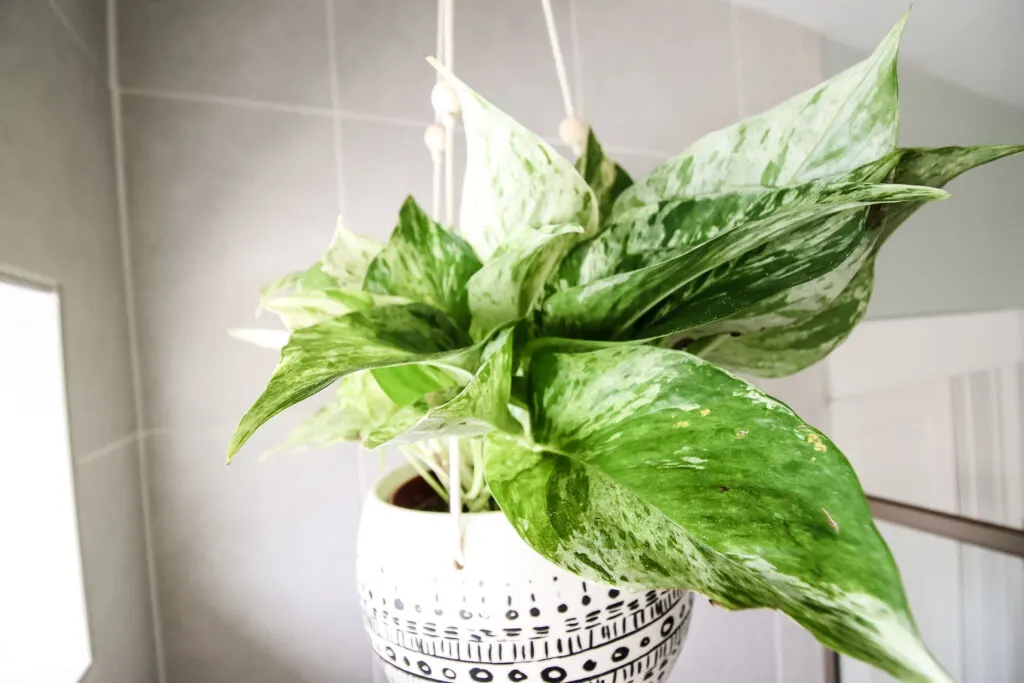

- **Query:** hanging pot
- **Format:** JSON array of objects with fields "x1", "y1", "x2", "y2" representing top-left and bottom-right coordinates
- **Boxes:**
[{"x1": 357, "y1": 464, "x2": 695, "y2": 682}]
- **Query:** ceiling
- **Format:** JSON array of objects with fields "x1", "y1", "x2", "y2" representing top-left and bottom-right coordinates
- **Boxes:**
[{"x1": 732, "y1": 0, "x2": 1024, "y2": 108}]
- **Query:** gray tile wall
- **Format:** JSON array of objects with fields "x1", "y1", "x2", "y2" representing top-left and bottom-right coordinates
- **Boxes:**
[
  {"x1": 0, "y1": 2, "x2": 158, "y2": 682},
  {"x1": 115, "y1": 1, "x2": 829, "y2": 681}
]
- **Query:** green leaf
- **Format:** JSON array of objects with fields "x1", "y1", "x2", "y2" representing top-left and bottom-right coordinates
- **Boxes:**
[
  {"x1": 227, "y1": 303, "x2": 478, "y2": 460},
  {"x1": 364, "y1": 328, "x2": 520, "y2": 448},
  {"x1": 575, "y1": 128, "x2": 633, "y2": 221},
  {"x1": 271, "y1": 372, "x2": 399, "y2": 452},
  {"x1": 364, "y1": 196, "x2": 481, "y2": 328},
  {"x1": 264, "y1": 288, "x2": 406, "y2": 331},
  {"x1": 701, "y1": 263, "x2": 876, "y2": 376},
  {"x1": 695, "y1": 144, "x2": 1024, "y2": 376},
  {"x1": 321, "y1": 216, "x2": 382, "y2": 286},
  {"x1": 612, "y1": 15, "x2": 905, "y2": 216},
  {"x1": 541, "y1": 181, "x2": 947, "y2": 340},
  {"x1": 371, "y1": 364, "x2": 459, "y2": 407},
  {"x1": 467, "y1": 224, "x2": 584, "y2": 340},
  {"x1": 556, "y1": 153, "x2": 904, "y2": 292},
  {"x1": 486, "y1": 345, "x2": 948, "y2": 682},
  {"x1": 428, "y1": 58, "x2": 597, "y2": 259},
  {"x1": 873, "y1": 145, "x2": 1024, "y2": 246}
]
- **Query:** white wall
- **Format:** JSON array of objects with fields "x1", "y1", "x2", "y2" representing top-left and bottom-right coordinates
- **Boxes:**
[
  {"x1": 824, "y1": 41, "x2": 1024, "y2": 321},
  {"x1": 0, "y1": 2, "x2": 158, "y2": 682}
]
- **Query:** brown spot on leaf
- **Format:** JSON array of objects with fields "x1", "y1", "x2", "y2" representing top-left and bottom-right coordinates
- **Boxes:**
[{"x1": 719, "y1": 486, "x2": 729, "y2": 493}]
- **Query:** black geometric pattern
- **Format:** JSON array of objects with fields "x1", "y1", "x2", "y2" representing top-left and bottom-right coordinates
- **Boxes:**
[{"x1": 360, "y1": 574, "x2": 694, "y2": 683}]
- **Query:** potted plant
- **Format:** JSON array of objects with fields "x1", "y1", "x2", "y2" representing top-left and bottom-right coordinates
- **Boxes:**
[{"x1": 228, "y1": 16, "x2": 1022, "y2": 683}]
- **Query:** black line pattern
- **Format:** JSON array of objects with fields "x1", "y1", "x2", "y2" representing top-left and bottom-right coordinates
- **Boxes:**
[{"x1": 361, "y1": 573, "x2": 694, "y2": 683}]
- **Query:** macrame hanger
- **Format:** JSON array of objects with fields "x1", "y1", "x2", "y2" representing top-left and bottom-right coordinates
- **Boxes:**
[
  {"x1": 425, "y1": 0, "x2": 465, "y2": 569},
  {"x1": 541, "y1": 0, "x2": 588, "y2": 155}
]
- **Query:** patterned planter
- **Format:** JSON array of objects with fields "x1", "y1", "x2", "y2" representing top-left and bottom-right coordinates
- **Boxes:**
[{"x1": 357, "y1": 465, "x2": 694, "y2": 682}]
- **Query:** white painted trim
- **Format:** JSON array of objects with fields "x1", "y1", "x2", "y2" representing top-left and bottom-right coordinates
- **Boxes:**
[
  {"x1": 106, "y1": 1, "x2": 167, "y2": 681},
  {"x1": 827, "y1": 309, "x2": 1024, "y2": 399}
]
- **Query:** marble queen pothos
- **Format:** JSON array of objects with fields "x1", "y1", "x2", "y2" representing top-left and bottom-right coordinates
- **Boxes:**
[{"x1": 228, "y1": 15, "x2": 1023, "y2": 683}]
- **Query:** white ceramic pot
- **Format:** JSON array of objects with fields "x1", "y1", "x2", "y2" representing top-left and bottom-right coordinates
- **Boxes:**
[{"x1": 357, "y1": 465, "x2": 694, "y2": 683}]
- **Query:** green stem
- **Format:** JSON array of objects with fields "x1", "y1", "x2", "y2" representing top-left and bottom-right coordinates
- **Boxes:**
[{"x1": 398, "y1": 446, "x2": 450, "y2": 504}]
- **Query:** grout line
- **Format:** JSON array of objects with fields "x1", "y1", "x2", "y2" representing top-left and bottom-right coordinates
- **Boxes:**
[
  {"x1": 107, "y1": 2, "x2": 167, "y2": 682},
  {"x1": 77, "y1": 432, "x2": 140, "y2": 468},
  {"x1": 567, "y1": 0, "x2": 585, "y2": 121},
  {"x1": 728, "y1": 0, "x2": 747, "y2": 119},
  {"x1": 119, "y1": 86, "x2": 432, "y2": 129},
  {"x1": 47, "y1": 0, "x2": 104, "y2": 78},
  {"x1": 120, "y1": 87, "x2": 335, "y2": 117},
  {"x1": 324, "y1": 0, "x2": 346, "y2": 215}
]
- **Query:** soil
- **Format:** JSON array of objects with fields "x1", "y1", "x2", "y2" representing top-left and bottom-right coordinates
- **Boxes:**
[
  {"x1": 390, "y1": 475, "x2": 500, "y2": 513},
  {"x1": 391, "y1": 475, "x2": 451, "y2": 512}
]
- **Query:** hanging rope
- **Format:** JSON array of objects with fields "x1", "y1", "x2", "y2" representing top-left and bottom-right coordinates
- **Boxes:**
[
  {"x1": 426, "y1": 0, "x2": 465, "y2": 569},
  {"x1": 540, "y1": 0, "x2": 587, "y2": 155},
  {"x1": 420, "y1": 0, "x2": 583, "y2": 569}
]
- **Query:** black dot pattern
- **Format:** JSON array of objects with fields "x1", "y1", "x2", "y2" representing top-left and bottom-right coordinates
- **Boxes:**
[
  {"x1": 363, "y1": 580, "x2": 694, "y2": 683},
  {"x1": 541, "y1": 666, "x2": 566, "y2": 682}
]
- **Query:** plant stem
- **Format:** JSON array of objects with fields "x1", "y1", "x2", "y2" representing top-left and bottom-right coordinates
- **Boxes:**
[{"x1": 398, "y1": 445, "x2": 450, "y2": 504}]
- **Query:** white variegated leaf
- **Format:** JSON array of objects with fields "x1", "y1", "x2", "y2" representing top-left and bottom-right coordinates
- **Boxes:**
[
  {"x1": 364, "y1": 196, "x2": 481, "y2": 328},
  {"x1": 467, "y1": 224, "x2": 584, "y2": 340},
  {"x1": 612, "y1": 16, "x2": 905, "y2": 218},
  {"x1": 542, "y1": 181, "x2": 946, "y2": 340},
  {"x1": 487, "y1": 345, "x2": 949, "y2": 682},
  {"x1": 696, "y1": 144, "x2": 1024, "y2": 376},
  {"x1": 227, "y1": 303, "x2": 480, "y2": 460},
  {"x1": 322, "y1": 216, "x2": 382, "y2": 286},
  {"x1": 364, "y1": 329, "x2": 520, "y2": 448},
  {"x1": 270, "y1": 372, "x2": 399, "y2": 452},
  {"x1": 428, "y1": 58, "x2": 598, "y2": 259},
  {"x1": 575, "y1": 128, "x2": 633, "y2": 222}
]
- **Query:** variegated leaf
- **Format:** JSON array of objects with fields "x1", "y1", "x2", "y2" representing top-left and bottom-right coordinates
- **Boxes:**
[
  {"x1": 264, "y1": 289, "x2": 407, "y2": 331},
  {"x1": 271, "y1": 372, "x2": 399, "y2": 452},
  {"x1": 322, "y1": 216, "x2": 382, "y2": 286},
  {"x1": 364, "y1": 196, "x2": 481, "y2": 328},
  {"x1": 575, "y1": 128, "x2": 633, "y2": 222},
  {"x1": 611, "y1": 15, "x2": 905, "y2": 220},
  {"x1": 702, "y1": 264, "x2": 875, "y2": 377},
  {"x1": 487, "y1": 345, "x2": 948, "y2": 682},
  {"x1": 364, "y1": 329, "x2": 520, "y2": 448},
  {"x1": 697, "y1": 144, "x2": 1024, "y2": 376},
  {"x1": 467, "y1": 224, "x2": 584, "y2": 340},
  {"x1": 556, "y1": 153, "x2": 904, "y2": 292},
  {"x1": 371, "y1": 364, "x2": 460, "y2": 408},
  {"x1": 428, "y1": 58, "x2": 598, "y2": 259},
  {"x1": 227, "y1": 303, "x2": 479, "y2": 460},
  {"x1": 541, "y1": 181, "x2": 947, "y2": 340}
]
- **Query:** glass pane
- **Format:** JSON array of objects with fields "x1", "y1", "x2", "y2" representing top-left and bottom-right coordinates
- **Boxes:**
[
  {"x1": 0, "y1": 278, "x2": 91, "y2": 682},
  {"x1": 839, "y1": 521, "x2": 1024, "y2": 683}
]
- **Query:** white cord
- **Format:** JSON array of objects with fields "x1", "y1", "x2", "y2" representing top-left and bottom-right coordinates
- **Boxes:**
[
  {"x1": 541, "y1": 0, "x2": 575, "y2": 120},
  {"x1": 432, "y1": 0, "x2": 465, "y2": 569}
]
